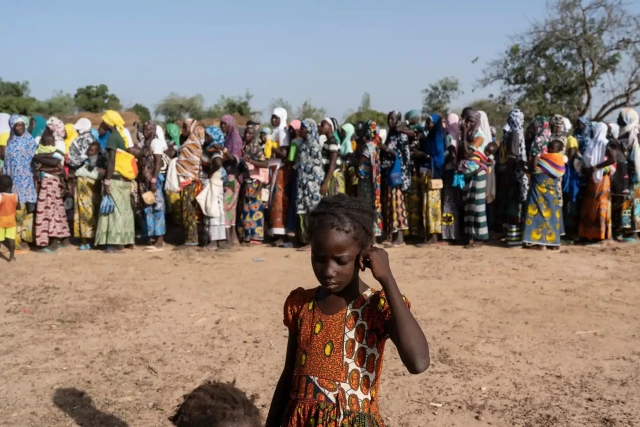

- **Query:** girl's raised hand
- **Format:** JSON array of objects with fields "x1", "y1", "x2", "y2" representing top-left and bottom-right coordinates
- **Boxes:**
[{"x1": 360, "y1": 247, "x2": 394, "y2": 284}]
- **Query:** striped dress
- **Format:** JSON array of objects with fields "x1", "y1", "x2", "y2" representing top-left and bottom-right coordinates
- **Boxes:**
[{"x1": 463, "y1": 170, "x2": 489, "y2": 241}]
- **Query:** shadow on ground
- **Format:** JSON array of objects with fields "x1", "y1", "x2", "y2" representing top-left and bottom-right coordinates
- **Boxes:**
[{"x1": 52, "y1": 387, "x2": 129, "y2": 427}]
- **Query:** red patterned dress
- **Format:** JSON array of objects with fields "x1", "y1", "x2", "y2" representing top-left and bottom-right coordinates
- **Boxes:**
[{"x1": 282, "y1": 287, "x2": 410, "y2": 427}]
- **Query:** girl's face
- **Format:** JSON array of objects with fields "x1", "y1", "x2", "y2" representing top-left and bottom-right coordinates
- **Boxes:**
[
  {"x1": 300, "y1": 127, "x2": 309, "y2": 139},
  {"x1": 320, "y1": 120, "x2": 332, "y2": 136},
  {"x1": 271, "y1": 115, "x2": 280, "y2": 128},
  {"x1": 387, "y1": 114, "x2": 398, "y2": 129},
  {"x1": 204, "y1": 132, "x2": 212, "y2": 144},
  {"x1": 182, "y1": 122, "x2": 190, "y2": 136},
  {"x1": 143, "y1": 126, "x2": 155, "y2": 141},
  {"x1": 13, "y1": 123, "x2": 25, "y2": 137},
  {"x1": 220, "y1": 121, "x2": 229, "y2": 135},
  {"x1": 551, "y1": 124, "x2": 563, "y2": 135},
  {"x1": 244, "y1": 127, "x2": 255, "y2": 143},
  {"x1": 288, "y1": 126, "x2": 297, "y2": 140},
  {"x1": 260, "y1": 133, "x2": 267, "y2": 143},
  {"x1": 311, "y1": 227, "x2": 361, "y2": 294}
]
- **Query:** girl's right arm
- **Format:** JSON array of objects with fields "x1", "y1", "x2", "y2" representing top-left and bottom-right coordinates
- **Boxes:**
[{"x1": 266, "y1": 332, "x2": 298, "y2": 427}]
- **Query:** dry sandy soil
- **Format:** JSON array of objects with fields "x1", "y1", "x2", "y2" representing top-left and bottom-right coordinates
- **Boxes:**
[{"x1": 1, "y1": 242, "x2": 639, "y2": 427}]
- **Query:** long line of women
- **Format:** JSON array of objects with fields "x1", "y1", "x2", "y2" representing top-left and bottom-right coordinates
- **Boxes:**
[{"x1": 0, "y1": 106, "x2": 638, "y2": 256}]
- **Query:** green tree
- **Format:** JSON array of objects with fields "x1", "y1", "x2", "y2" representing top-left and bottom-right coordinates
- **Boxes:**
[
  {"x1": 422, "y1": 77, "x2": 462, "y2": 115},
  {"x1": 74, "y1": 84, "x2": 122, "y2": 112},
  {"x1": 0, "y1": 78, "x2": 36, "y2": 114},
  {"x1": 344, "y1": 92, "x2": 388, "y2": 124},
  {"x1": 128, "y1": 103, "x2": 151, "y2": 123},
  {"x1": 480, "y1": 0, "x2": 640, "y2": 120},
  {"x1": 206, "y1": 90, "x2": 258, "y2": 119},
  {"x1": 267, "y1": 98, "x2": 294, "y2": 121},
  {"x1": 296, "y1": 100, "x2": 327, "y2": 123},
  {"x1": 155, "y1": 93, "x2": 204, "y2": 122},
  {"x1": 0, "y1": 78, "x2": 30, "y2": 97},
  {"x1": 33, "y1": 91, "x2": 75, "y2": 116}
]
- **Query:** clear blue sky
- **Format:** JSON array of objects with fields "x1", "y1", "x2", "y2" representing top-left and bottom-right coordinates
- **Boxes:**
[{"x1": 2, "y1": 0, "x2": 562, "y2": 119}]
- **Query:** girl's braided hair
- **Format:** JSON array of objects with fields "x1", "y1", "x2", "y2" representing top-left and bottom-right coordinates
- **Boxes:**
[{"x1": 308, "y1": 194, "x2": 375, "y2": 248}]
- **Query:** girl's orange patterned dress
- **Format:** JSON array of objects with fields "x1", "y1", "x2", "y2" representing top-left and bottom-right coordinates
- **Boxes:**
[{"x1": 282, "y1": 287, "x2": 410, "y2": 427}]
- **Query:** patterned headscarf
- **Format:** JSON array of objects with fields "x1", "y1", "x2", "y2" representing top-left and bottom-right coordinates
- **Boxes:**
[
  {"x1": 221, "y1": 115, "x2": 242, "y2": 158},
  {"x1": 205, "y1": 125, "x2": 225, "y2": 149},
  {"x1": 506, "y1": 109, "x2": 528, "y2": 201},
  {"x1": 46, "y1": 117, "x2": 65, "y2": 139},
  {"x1": 9, "y1": 114, "x2": 26, "y2": 129},
  {"x1": 68, "y1": 122, "x2": 97, "y2": 168},
  {"x1": 176, "y1": 118, "x2": 203, "y2": 180},
  {"x1": 389, "y1": 111, "x2": 402, "y2": 127},
  {"x1": 301, "y1": 118, "x2": 319, "y2": 142},
  {"x1": 529, "y1": 116, "x2": 550, "y2": 157},
  {"x1": 574, "y1": 116, "x2": 592, "y2": 154},
  {"x1": 549, "y1": 114, "x2": 567, "y2": 145}
]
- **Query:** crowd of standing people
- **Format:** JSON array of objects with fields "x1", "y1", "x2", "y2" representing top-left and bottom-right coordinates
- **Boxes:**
[{"x1": 0, "y1": 105, "x2": 638, "y2": 261}]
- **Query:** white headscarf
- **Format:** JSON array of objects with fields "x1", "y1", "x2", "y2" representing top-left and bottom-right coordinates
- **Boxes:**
[
  {"x1": 583, "y1": 122, "x2": 609, "y2": 183},
  {"x1": 379, "y1": 128, "x2": 388, "y2": 145},
  {"x1": 478, "y1": 111, "x2": 492, "y2": 151},
  {"x1": 562, "y1": 117, "x2": 572, "y2": 134},
  {"x1": 74, "y1": 118, "x2": 93, "y2": 134},
  {"x1": 620, "y1": 109, "x2": 640, "y2": 181},
  {"x1": 0, "y1": 113, "x2": 10, "y2": 135},
  {"x1": 155, "y1": 125, "x2": 168, "y2": 151},
  {"x1": 272, "y1": 107, "x2": 289, "y2": 147},
  {"x1": 608, "y1": 123, "x2": 620, "y2": 139}
]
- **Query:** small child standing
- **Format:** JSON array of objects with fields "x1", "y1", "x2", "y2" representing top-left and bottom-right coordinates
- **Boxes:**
[
  {"x1": 266, "y1": 194, "x2": 429, "y2": 427},
  {"x1": 0, "y1": 176, "x2": 18, "y2": 262},
  {"x1": 196, "y1": 151, "x2": 229, "y2": 251}
]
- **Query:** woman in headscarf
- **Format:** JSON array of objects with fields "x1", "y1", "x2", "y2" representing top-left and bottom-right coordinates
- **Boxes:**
[
  {"x1": 220, "y1": 114, "x2": 243, "y2": 247},
  {"x1": 415, "y1": 113, "x2": 445, "y2": 246},
  {"x1": 94, "y1": 110, "x2": 135, "y2": 253},
  {"x1": 526, "y1": 116, "x2": 551, "y2": 158},
  {"x1": 2, "y1": 115, "x2": 38, "y2": 250},
  {"x1": 616, "y1": 108, "x2": 640, "y2": 241},
  {"x1": 269, "y1": 108, "x2": 292, "y2": 245},
  {"x1": 380, "y1": 111, "x2": 411, "y2": 247},
  {"x1": 295, "y1": 119, "x2": 325, "y2": 249},
  {"x1": 477, "y1": 111, "x2": 492, "y2": 152},
  {"x1": 34, "y1": 130, "x2": 71, "y2": 252},
  {"x1": 46, "y1": 117, "x2": 67, "y2": 154},
  {"x1": 319, "y1": 117, "x2": 345, "y2": 197},
  {"x1": 353, "y1": 121, "x2": 383, "y2": 237},
  {"x1": 574, "y1": 116, "x2": 592, "y2": 155},
  {"x1": 64, "y1": 124, "x2": 78, "y2": 155},
  {"x1": 138, "y1": 121, "x2": 168, "y2": 250},
  {"x1": 164, "y1": 123, "x2": 185, "y2": 225},
  {"x1": 459, "y1": 110, "x2": 489, "y2": 247},
  {"x1": 69, "y1": 118, "x2": 101, "y2": 250},
  {"x1": 522, "y1": 139, "x2": 566, "y2": 250},
  {"x1": 286, "y1": 119, "x2": 302, "y2": 240},
  {"x1": 497, "y1": 109, "x2": 528, "y2": 247},
  {"x1": 578, "y1": 122, "x2": 615, "y2": 242},
  {"x1": 441, "y1": 113, "x2": 461, "y2": 242},
  {"x1": 403, "y1": 110, "x2": 424, "y2": 239},
  {"x1": 176, "y1": 118, "x2": 204, "y2": 247},
  {"x1": 29, "y1": 115, "x2": 46, "y2": 142},
  {"x1": 238, "y1": 126, "x2": 269, "y2": 244},
  {"x1": 166, "y1": 123, "x2": 181, "y2": 150}
]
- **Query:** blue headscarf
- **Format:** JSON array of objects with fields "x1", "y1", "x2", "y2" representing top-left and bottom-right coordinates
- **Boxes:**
[
  {"x1": 574, "y1": 116, "x2": 591, "y2": 154},
  {"x1": 205, "y1": 125, "x2": 225, "y2": 150},
  {"x1": 31, "y1": 115, "x2": 46, "y2": 138},
  {"x1": 98, "y1": 130, "x2": 110, "y2": 150},
  {"x1": 421, "y1": 114, "x2": 445, "y2": 179}
]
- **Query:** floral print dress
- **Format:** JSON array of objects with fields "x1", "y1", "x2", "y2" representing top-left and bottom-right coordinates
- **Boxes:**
[
  {"x1": 283, "y1": 287, "x2": 410, "y2": 427},
  {"x1": 296, "y1": 120, "x2": 326, "y2": 214}
]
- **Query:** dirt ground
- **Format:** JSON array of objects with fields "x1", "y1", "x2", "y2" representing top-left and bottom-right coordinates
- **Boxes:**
[{"x1": 1, "y1": 242, "x2": 639, "y2": 427}]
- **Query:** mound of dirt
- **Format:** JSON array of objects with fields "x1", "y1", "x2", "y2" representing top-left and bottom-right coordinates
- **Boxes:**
[{"x1": 169, "y1": 381, "x2": 261, "y2": 427}]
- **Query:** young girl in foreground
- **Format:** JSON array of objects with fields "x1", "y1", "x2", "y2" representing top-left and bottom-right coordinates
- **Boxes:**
[{"x1": 266, "y1": 194, "x2": 430, "y2": 427}]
